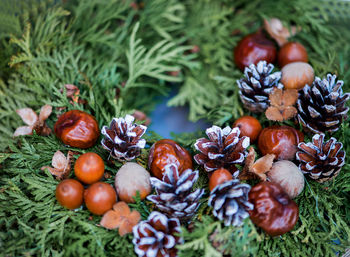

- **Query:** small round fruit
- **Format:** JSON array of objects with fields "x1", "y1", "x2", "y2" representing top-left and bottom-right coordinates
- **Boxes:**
[
  {"x1": 56, "y1": 179, "x2": 84, "y2": 210},
  {"x1": 115, "y1": 162, "x2": 151, "y2": 203},
  {"x1": 233, "y1": 116, "x2": 262, "y2": 142},
  {"x1": 267, "y1": 160, "x2": 304, "y2": 198},
  {"x1": 209, "y1": 168, "x2": 232, "y2": 191},
  {"x1": 278, "y1": 42, "x2": 308, "y2": 67},
  {"x1": 54, "y1": 110, "x2": 100, "y2": 149},
  {"x1": 234, "y1": 31, "x2": 277, "y2": 71},
  {"x1": 148, "y1": 139, "x2": 193, "y2": 179},
  {"x1": 74, "y1": 152, "x2": 105, "y2": 184},
  {"x1": 281, "y1": 62, "x2": 314, "y2": 90},
  {"x1": 84, "y1": 182, "x2": 117, "y2": 215},
  {"x1": 258, "y1": 125, "x2": 303, "y2": 160}
]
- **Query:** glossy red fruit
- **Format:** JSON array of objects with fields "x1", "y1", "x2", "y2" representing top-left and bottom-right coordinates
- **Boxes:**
[
  {"x1": 278, "y1": 42, "x2": 308, "y2": 67},
  {"x1": 209, "y1": 168, "x2": 232, "y2": 191},
  {"x1": 249, "y1": 181, "x2": 299, "y2": 236},
  {"x1": 258, "y1": 125, "x2": 303, "y2": 160},
  {"x1": 54, "y1": 110, "x2": 100, "y2": 149},
  {"x1": 74, "y1": 152, "x2": 105, "y2": 184},
  {"x1": 148, "y1": 139, "x2": 193, "y2": 179},
  {"x1": 84, "y1": 182, "x2": 117, "y2": 215},
  {"x1": 233, "y1": 116, "x2": 262, "y2": 142},
  {"x1": 234, "y1": 31, "x2": 277, "y2": 71},
  {"x1": 56, "y1": 179, "x2": 84, "y2": 209}
]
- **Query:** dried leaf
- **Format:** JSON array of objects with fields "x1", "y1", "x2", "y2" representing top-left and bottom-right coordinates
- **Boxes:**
[
  {"x1": 39, "y1": 105, "x2": 52, "y2": 121},
  {"x1": 13, "y1": 126, "x2": 33, "y2": 137},
  {"x1": 41, "y1": 150, "x2": 72, "y2": 180},
  {"x1": 264, "y1": 18, "x2": 300, "y2": 46},
  {"x1": 16, "y1": 108, "x2": 38, "y2": 126},
  {"x1": 52, "y1": 151, "x2": 68, "y2": 170},
  {"x1": 265, "y1": 88, "x2": 298, "y2": 121}
]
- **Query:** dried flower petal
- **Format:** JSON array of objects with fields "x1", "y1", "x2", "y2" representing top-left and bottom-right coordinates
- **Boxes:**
[
  {"x1": 52, "y1": 151, "x2": 68, "y2": 171},
  {"x1": 100, "y1": 210, "x2": 120, "y2": 229},
  {"x1": 13, "y1": 126, "x2": 33, "y2": 137},
  {"x1": 266, "y1": 88, "x2": 298, "y2": 121},
  {"x1": 264, "y1": 18, "x2": 299, "y2": 47},
  {"x1": 16, "y1": 108, "x2": 38, "y2": 126},
  {"x1": 41, "y1": 150, "x2": 72, "y2": 180},
  {"x1": 39, "y1": 105, "x2": 52, "y2": 121}
]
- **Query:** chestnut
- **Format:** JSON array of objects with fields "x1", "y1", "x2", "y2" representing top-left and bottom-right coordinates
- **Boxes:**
[
  {"x1": 234, "y1": 31, "x2": 277, "y2": 71},
  {"x1": 84, "y1": 182, "x2": 117, "y2": 215},
  {"x1": 54, "y1": 110, "x2": 100, "y2": 149},
  {"x1": 148, "y1": 139, "x2": 193, "y2": 179},
  {"x1": 56, "y1": 179, "x2": 84, "y2": 210},
  {"x1": 248, "y1": 181, "x2": 299, "y2": 236},
  {"x1": 281, "y1": 62, "x2": 314, "y2": 90},
  {"x1": 267, "y1": 160, "x2": 304, "y2": 199},
  {"x1": 278, "y1": 42, "x2": 308, "y2": 67},
  {"x1": 233, "y1": 116, "x2": 262, "y2": 142},
  {"x1": 74, "y1": 152, "x2": 105, "y2": 184},
  {"x1": 115, "y1": 162, "x2": 151, "y2": 203},
  {"x1": 209, "y1": 168, "x2": 232, "y2": 191},
  {"x1": 258, "y1": 125, "x2": 303, "y2": 160}
]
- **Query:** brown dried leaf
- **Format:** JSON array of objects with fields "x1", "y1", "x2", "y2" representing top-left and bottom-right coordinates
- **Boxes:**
[
  {"x1": 13, "y1": 126, "x2": 33, "y2": 137},
  {"x1": 265, "y1": 88, "x2": 298, "y2": 121},
  {"x1": 264, "y1": 18, "x2": 300, "y2": 47},
  {"x1": 41, "y1": 150, "x2": 72, "y2": 180},
  {"x1": 39, "y1": 105, "x2": 52, "y2": 121},
  {"x1": 52, "y1": 151, "x2": 68, "y2": 171},
  {"x1": 16, "y1": 108, "x2": 38, "y2": 126}
]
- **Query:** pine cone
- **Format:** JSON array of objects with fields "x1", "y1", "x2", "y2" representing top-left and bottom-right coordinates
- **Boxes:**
[
  {"x1": 237, "y1": 61, "x2": 283, "y2": 113},
  {"x1": 101, "y1": 115, "x2": 147, "y2": 161},
  {"x1": 297, "y1": 74, "x2": 350, "y2": 133},
  {"x1": 194, "y1": 126, "x2": 250, "y2": 176},
  {"x1": 296, "y1": 133, "x2": 345, "y2": 182},
  {"x1": 208, "y1": 179, "x2": 253, "y2": 226},
  {"x1": 132, "y1": 211, "x2": 183, "y2": 257},
  {"x1": 147, "y1": 164, "x2": 204, "y2": 220}
]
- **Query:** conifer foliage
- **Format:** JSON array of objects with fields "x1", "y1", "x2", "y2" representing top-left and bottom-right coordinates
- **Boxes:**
[{"x1": 0, "y1": 0, "x2": 350, "y2": 257}]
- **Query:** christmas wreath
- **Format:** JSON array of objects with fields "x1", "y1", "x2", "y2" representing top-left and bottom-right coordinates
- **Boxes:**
[{"x1": 0, "y1": 1, "x2": 349, "y2": 257}]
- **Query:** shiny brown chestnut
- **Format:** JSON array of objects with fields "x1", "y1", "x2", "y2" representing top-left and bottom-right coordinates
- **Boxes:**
[
  {"x1": 278, "y1": 42, "x2": 308, "y2": 67},
  {"x1": 233, "y1": 116, "x2": 262, "y2": 142},
  {"x1": 54, "y1": 110, "x2": 100, "y2": 149},
  {"x1": 248, "y1": 181, "x2": 299, "y2": 236},
  {"x1": 234, "y1": 31, "x2": 277, "y2": 71},
  {"x1": 148, "y1": 139, "x2": 193, "y2": 179},
  {"x1": 258, "y1": 125, "x2": 303, "y2": 160}
]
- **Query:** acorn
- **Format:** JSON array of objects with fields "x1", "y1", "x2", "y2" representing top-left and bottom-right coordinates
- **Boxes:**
[
  {"x1": 281, "y1": 62, "x2": 314, "y2": 90},
  {"x1": 234, "y1": 31, "x2": 277, "y2": 71},
  {"x1": 267, "y1": 160, "x2": 305, "y2": 198},
  {"x1": 115, "y1": 162, "x2": 151, "y2": 203},
  {"x1": 278, "y1": 42, "x2": 308, "y2": 67}
]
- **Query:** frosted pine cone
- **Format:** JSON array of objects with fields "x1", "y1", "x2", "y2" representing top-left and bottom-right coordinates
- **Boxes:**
[
  {"x1": 132, "y1": 211, "x2": 183, "y2": 257},
  {"x1": 147, "y1": 164, "x2": 204, "y2": 220},
  {"x1": 296, "y1": 133, "x2": 345, "y2": 182},
  {"x1": 237, "y1": 61, "x2": 283, "y2": 113},
  {"x1": 208, "y1": 179, "x2": 253, "y2": 226},
  {"x1": 194, "y1": 126, "x2": 250, "y2": 176},
  {"x1": 297, "y1": 74, "x2": 350, "y2": 133},
  {"x1": 101, "y1": 115, "x2": 147, "y2": 161}
]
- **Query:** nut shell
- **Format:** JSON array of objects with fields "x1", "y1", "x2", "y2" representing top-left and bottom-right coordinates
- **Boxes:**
[
  {"x1": 258, "y1": 125, "x2": 303, "y2": 160},
  {"x1": 278, "y1": 42, "x2": 308, "y2": 67},
  {"x1": 84, "y1": 182, "x2": 117, "y2": 215},
  {"x1": 267, "y1": 160, "x2": 305, "y2": 198},
  {"x1": 115, "y1": 162, "x2": 151, "y2": 203},
  {"x1": 54, "y1": 110, "x2": 100, "y2": 148},
  {"x1": 234, "y1": 32, "x2": 277, "y2": 71},
  {"x1": 249, "y1": 181, "x2": 299, "y2": 236},
  {"x1": 233, "y1": 116, "x2": 262, "y2": 142},
  {"x1": 148, "y1": 139, "x2": 193, "y2": 179},
  {"x1": 281, "y1": 62, "x2": 314, "y2": 90},
  {"x1": 56, "y1": 179, "x2": 84, "y2": 210}
]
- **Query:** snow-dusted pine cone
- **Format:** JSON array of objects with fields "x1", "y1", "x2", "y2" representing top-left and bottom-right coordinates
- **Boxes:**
[
  {"x1": 297, "y1": 74, "x2": 350, "y2": 133},
  {"x1": 132, "y1": 211, "x2": 183, "y2": 257},
  {"x1": 208, "y1": 179, "x2": 253, "y2": 226},
  {"x1": 101, "y1": 115, "x2": 147, "y2": 161},
  {"x1": 194, "y1": 126, "x2": 250, "y2": 176},
  {"x1": 296, "y1": 133, "x2": 345, "y2": 182},
  {"x1": 147, "y1": 164, "x2": 204, "y2": 220},
  {"x1": 237, "y1": 61, "x2": 283, "y2": 113}
]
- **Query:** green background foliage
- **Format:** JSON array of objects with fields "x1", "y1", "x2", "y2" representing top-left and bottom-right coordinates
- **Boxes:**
[{"x1": 0, "y1": 0, "x2": 349, "y2": 256}]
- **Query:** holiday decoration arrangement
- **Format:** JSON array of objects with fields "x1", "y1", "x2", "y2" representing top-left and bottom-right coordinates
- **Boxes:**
[{"x1": 0, "y1": 1, "x2": 350, "y2": 257}]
